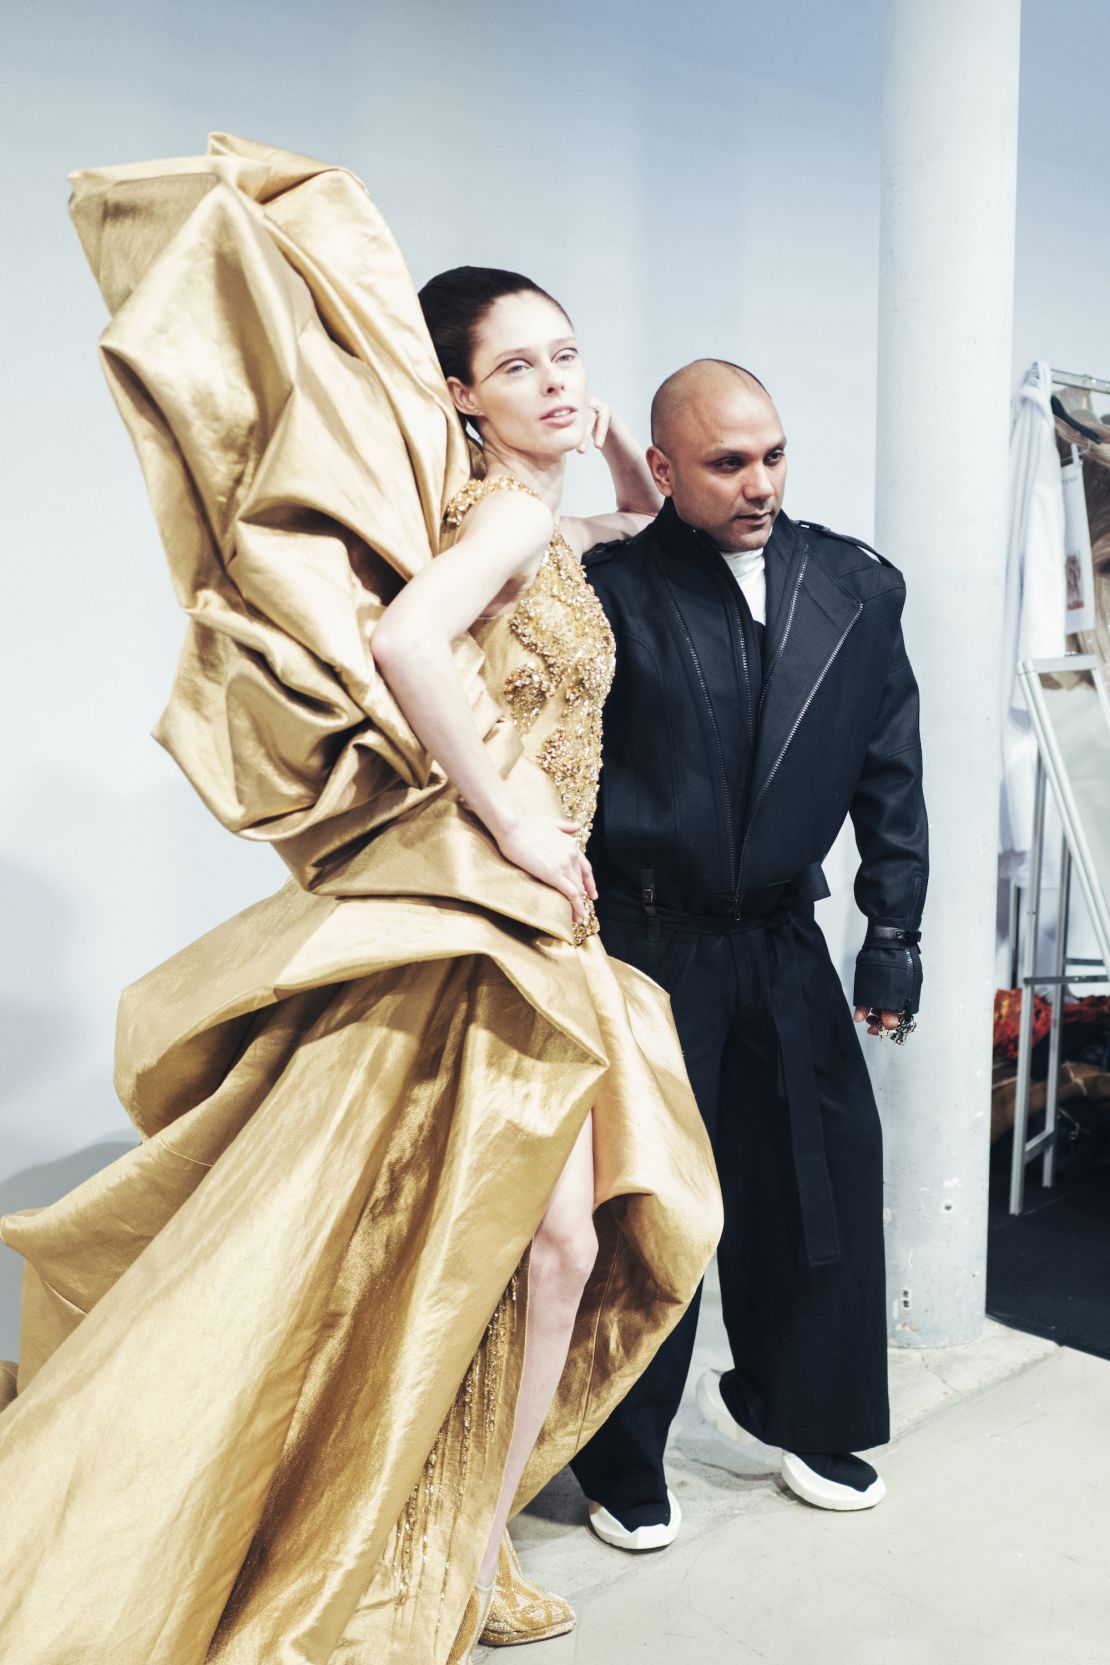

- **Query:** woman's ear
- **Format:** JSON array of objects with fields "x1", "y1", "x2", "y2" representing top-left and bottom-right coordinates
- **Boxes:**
[{"x1": 446, "y1": 376, "x2": 481, "y2": 421}]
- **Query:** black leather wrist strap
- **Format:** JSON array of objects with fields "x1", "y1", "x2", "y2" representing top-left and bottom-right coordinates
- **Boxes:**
[{"x1": 863, "y1": 925, "x2": 921, "y2": 947}]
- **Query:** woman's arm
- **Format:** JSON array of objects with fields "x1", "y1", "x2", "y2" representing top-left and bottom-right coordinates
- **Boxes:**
[
  {"x1": 371, "y1": 491, "x2": 595, "y2": 921},
  {"x1": 561, "y1": 403, "x2": 662, "y2": 557}
]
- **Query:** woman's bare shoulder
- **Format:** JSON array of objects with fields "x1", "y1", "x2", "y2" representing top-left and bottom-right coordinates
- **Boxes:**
[{"x1": 452, "y1": 481, "x2": 555, "y2": 556}]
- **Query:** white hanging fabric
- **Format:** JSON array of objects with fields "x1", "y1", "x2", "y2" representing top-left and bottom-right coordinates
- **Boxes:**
[{"x1": 999, "y1": 360, "x2": 1068, "y2": 885}]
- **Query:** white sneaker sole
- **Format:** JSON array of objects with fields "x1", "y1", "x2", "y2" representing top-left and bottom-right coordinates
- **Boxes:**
[
  {"x1": 695, "y1": 1370, "x2": 758, "y2": 1447},
  {"x1": 780, "y1": 1452, "x2": 887, "y2": 1511},
  {"x1": 586, "y1": 1488, "x2": 682, "y2": 1551}
]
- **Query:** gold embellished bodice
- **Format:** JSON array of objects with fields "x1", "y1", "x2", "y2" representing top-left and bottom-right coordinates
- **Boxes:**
[{"x1": 444, "y1": 471, "x2": 616, "y2": 862}]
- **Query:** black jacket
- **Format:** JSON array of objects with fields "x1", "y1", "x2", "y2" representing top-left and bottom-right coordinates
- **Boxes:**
[{"x1": 585, "y1": 502, "x2": 929, "y2": 1014}]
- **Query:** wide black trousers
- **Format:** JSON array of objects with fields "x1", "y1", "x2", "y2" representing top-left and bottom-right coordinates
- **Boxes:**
[{"x1": 571, "y1": 902, "x2": 890, "y2": 1519}]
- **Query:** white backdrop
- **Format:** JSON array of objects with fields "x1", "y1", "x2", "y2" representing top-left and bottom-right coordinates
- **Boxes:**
[{"x1": 2, "y1": 0, "x2": 1110, "y2": 1353}]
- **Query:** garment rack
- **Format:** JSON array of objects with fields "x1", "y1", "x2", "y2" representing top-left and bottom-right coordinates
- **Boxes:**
[
  {"x1": 1009, "y1": 657, "x2": 1110, "y2": 1216},
  {"x1": 1050, "y1": 368, "x2": 1110, "y2": 398},
  {"x1": 1009, "y1": 757, "x2": 1109, "y2": 1214}
]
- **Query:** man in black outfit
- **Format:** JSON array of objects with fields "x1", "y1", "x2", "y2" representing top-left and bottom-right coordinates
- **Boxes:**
[{"x1": 571, "y1": 359, "x2": 928, "y2": 1547}]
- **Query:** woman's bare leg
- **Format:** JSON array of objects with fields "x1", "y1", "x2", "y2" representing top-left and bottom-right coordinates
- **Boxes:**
[{"x1": 476, "y1": 1113, "x2": 598, "y2": 1586}]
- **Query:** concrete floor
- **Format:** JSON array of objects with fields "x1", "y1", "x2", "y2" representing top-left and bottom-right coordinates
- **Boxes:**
[{"x1": 487, "y1": 1269, "x2": 1110, "y2": 1664}]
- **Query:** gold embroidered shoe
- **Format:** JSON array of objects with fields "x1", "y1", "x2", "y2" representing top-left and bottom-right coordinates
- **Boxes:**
[{"x1": 479, "y1": 1532, "x2": 576, "y2": 1647}]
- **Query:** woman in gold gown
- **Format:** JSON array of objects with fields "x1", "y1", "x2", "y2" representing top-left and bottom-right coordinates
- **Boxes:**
[{"x1": 0, "y1": 134, "x2": 721, "y2": 1665}]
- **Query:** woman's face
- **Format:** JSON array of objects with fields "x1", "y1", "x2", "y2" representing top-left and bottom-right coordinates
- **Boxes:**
[{"x1": 450, "y1": 291, "x2": 590, "y2": 457}]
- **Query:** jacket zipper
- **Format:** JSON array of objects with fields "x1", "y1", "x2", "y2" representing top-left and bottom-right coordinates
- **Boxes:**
[
  {"x1": 758, "y1": 552, "x2": 807, "y2": 722},
  {"x1": 909, "y1": 872, "x2": 923, "y2": 927},
  {"x1": 659, "y1": 574, "x2": 739, "y2": 888},
  {"x1": 692, "y1": 529, "x2": 756, "y2": 753},
  {"x1": 732, "y1": 604, "x2": 863, "y2": 913}
]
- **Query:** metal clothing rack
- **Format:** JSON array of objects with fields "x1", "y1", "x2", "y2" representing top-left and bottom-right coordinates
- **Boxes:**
[
  {"x1": 1004, "y1": 393, "x2": 1110, "y2": 1213},
  {"x1": 1009, "y1": 756, "x2": 1108, "y2": 1214},
  {"x1": 1051, "y1": 368, "x2": 1110, "y2": 399},
  {"x1": 1009, "y1": 657, "x2": 1110, "y2": 1216}
]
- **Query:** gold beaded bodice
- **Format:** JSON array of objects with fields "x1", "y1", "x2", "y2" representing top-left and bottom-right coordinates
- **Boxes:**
[{"x1": 444, "y1": 471, "x2": 616, "y2": 859}]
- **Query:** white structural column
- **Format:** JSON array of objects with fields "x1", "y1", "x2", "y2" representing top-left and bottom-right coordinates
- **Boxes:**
[{"x1": 874, "y1": 0, "x2": 1022, "y2": 1345}]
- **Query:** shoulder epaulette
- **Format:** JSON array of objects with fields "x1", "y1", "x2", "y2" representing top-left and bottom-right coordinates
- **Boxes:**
[
  {"x1": 583, "y1": 540, "x2": 620, "y2": 569},
  {"x1": 795, "y1": 520, "x2": 894, "y2": 568}
]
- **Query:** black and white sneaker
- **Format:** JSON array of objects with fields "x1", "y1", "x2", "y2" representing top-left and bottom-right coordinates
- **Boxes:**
[
  {"x1": 586, "y1": 1488, "x2": 682, "y2": 1551},
  {"x1": 698, "y1": 1371, "x2": 885, "y2": 1511},
  {"x1": 780, "y1": 1450, "x2": 886, "y2": 1511}
]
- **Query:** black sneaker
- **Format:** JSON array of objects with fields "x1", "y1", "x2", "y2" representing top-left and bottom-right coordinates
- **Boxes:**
[
  {"x1": 585, "y1": 1488, "x2": 682, "y2": 1550},
  {"x1": 781, "y1": 1450, "x2": 886, "y2": 1510}
]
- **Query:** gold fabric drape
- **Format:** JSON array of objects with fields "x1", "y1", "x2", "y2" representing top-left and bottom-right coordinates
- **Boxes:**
[{"x1": 0, "y1": 135, "x2": 722, "y2": 1665}]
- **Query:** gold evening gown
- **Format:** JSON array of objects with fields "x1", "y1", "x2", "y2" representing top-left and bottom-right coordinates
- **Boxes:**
[{"x1": 0, "y1": 134, "x2": 722, "y2": 1665}]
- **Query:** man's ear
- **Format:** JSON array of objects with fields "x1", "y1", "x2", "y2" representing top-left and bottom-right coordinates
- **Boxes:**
[
  {"x1": 646, "y1": 445, "x2": 674, "y2": 497},
  {"x1": 446, "y1": 376, "x2": 481, "y2": 421}
]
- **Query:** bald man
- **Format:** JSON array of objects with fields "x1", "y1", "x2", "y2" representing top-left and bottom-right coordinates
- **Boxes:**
[{"x1": 571, "y1": 359, "x2": 928, "y2": 1544}]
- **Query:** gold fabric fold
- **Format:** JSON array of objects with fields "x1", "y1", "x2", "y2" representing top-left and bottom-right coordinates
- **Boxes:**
[
  {"x1": 0, "y1": 134, "x2": 722, "y2": 1665},
  {"x1": 69, "y1": 129, "x2": 561, "y2": 926}
]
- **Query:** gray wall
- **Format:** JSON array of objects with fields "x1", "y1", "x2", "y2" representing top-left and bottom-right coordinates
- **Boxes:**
[{"x1": 2, "y1": 0, "x2": 1110, "y2": 1353}]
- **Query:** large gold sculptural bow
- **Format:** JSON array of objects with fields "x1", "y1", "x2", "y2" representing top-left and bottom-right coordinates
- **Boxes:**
[{"x1": 69, "y1": 131, "x2": 555, "y2": 919}]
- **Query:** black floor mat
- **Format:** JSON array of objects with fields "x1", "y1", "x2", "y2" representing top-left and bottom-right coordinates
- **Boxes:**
[{"x1": 987, "y1": 1133, "x2": 1110, "y2": 1359}]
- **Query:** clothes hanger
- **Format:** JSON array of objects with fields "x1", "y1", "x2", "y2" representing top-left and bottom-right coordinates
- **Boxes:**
[
  {"x1": 1051, "y1": 395, "x2": 1103, "y2": 446},
  {"x1": 1051, "y1": 369, "x2": 1110, "y2": 429}
]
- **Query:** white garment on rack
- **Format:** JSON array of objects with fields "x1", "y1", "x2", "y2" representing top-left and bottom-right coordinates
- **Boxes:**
[{"x1": 1000, "y1": 361, "x2": 1067, "y2": 884}]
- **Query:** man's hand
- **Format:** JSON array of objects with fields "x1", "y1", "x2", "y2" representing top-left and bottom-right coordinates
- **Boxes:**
[{"x1": 853, "y1": 1007, "x2": 903, "y2": 1038}]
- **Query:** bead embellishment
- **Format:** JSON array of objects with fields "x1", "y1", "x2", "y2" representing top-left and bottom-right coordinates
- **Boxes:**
[
  {"x1": 391, "y1": 1272, "x2": 520, "y2": 1607},
  {"x1": 444, "y1": 476, "x2": 614, "y2": 947},
  {"x1": 443, "y1": 473, "x2": 540, "y2": 526}
]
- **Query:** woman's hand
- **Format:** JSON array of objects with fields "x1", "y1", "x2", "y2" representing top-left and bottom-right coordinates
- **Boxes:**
[
  {"x1": 577, "y1": 398, "x2": 613, "y2": 455},
  {"x1": 494, "y1": 815, "x2": 597, "y2": 925}
]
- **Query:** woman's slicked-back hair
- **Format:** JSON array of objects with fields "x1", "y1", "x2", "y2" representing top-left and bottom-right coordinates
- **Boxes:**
[{"x1": 417, "y1": 266, "x2": 570, "y2": 386}]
